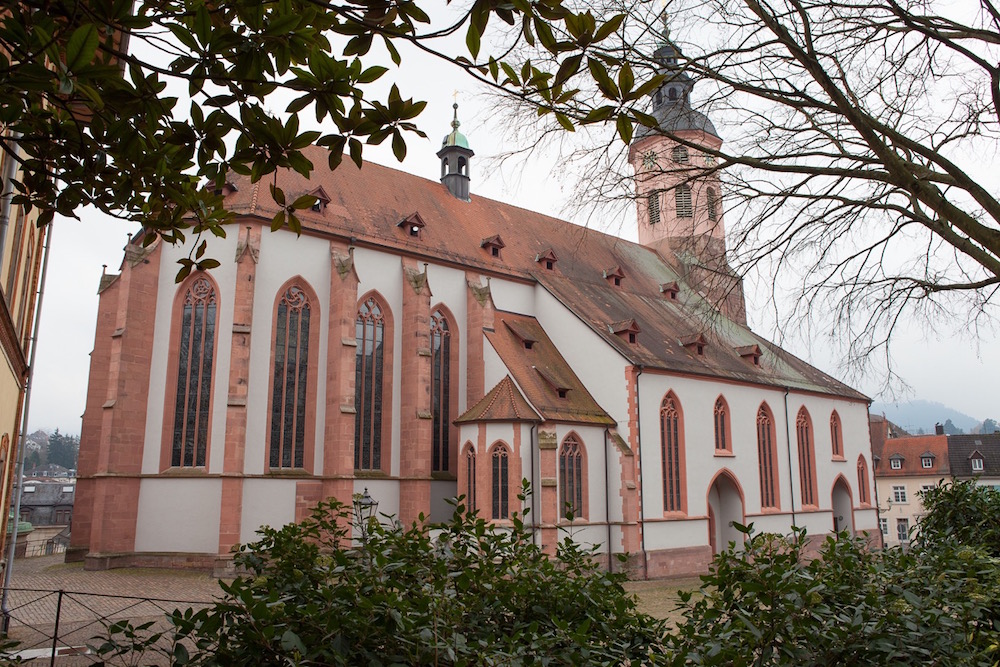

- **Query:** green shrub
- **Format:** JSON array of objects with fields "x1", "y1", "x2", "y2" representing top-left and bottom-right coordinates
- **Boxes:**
[{"x1": 918, "y1": 479, "x2": 1000, "y2": 557}]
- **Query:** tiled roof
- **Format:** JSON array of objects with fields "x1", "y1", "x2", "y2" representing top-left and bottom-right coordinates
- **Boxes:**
[
  {"x1": 485, "y1": 312, "x2": 615, "y2": 426},
  {"x1": 222, "y1": 147, "x2": 866, "y2": 401},
  {"x1": 947, "y1": 434, "x2": 1000, "y2": 477},
  {"x1": 454, "y1": 376, "x2": 541, "y2": 424},
  {"x1": 875, "y1": 435, "x2": 949, "y2": 477}
]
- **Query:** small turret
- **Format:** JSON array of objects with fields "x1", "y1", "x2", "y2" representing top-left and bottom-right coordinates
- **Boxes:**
[{"x1": 437, "y1": 103, "x2": 474, "y2": 201}]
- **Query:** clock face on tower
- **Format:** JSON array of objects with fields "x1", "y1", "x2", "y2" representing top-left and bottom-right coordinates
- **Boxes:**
[{"x1": 641, "y1": 150, "x2": 659, "y2": 169}]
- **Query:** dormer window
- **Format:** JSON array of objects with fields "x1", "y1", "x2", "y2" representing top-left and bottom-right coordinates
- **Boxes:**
[
  {"x1": 397, "y1": 212, "x2": 426, "y2": 239},
  {"x1": 504, "y1": 319, "x2": 536, "y2": 350},
  {"x1": 604, "y1": 266, "x2": 625, "y2": 287},
  {"x1": 536, "y1": 248, "x2": 558, "y2": 271},
  {"x1": 921, "y1": 454, "x2": 934, "y2": 469},
  {"x1": 534, "y1": 366, "x2": 571, "y2": 399},
  {"x1": 660, "y1": 281, "x2": 680, "y2": 300},
  {"x1": 306, "y1": 186, "x2": 331, "y2": 213},
  {"x1": 214, "y1": 181, "x2": 238, "y2": 196},
  {"x1": 610, "y1": 319, "x2": 640, "y2": 344},
  {"x1": 735, "y1": 344, "x2": 762, "y2": 366},
  {"x1": 971, "y1": 450, "x2": 985, "y2": 472},
  {"x1": 481, "y1": 235, "x2": 505, "y2": 259},
  {"x1": 680, "y1": 333, "x2": 708, "y2": 356},
  {"x1": 890, "y1": 457, "x2": 902, "y2": 470}
]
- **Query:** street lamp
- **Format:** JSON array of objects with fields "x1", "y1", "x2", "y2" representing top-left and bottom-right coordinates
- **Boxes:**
[{"x1": 353, "y1": 487, "x2": 378, "y2": 548}]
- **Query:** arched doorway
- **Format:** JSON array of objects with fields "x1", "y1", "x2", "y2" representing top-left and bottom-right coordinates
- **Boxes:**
[
  {"x1": 707, "y1": 470, "x2": 745, "y2": 553},
  {"x1": 831, "y1": 476, "x2": 854, "y2": 535}
]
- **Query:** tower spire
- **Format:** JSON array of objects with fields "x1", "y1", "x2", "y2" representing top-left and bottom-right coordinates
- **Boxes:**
[{"x1": 437, "y1": 101, "x2": 475, "y2": 201}]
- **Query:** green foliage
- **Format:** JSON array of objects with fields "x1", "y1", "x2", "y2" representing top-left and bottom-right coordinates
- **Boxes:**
[
  {"x1": 96, "y1": 492, "x2": 665, "y2": 665},
  {"x1": 46, "y1": 429, "x2": 80, "y2": 469},
  {"x1": 670, "y1": 524, "x2": 1000, "y2": 666},
  {"x1": 919, "y1": 479, "x2": 1000, "y2": 558}
]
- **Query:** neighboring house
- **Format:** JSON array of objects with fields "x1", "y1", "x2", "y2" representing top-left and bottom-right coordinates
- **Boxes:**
[
  {"x1": 0, "y1": 133, "x2": 48, "y2": 560},
  {"x1": 947, "y1": 434, "x2": 1000, "y2": 488},
  {"x1": 872, "y1": 433, "x2": 949, "y2": 547},
  {"x1": 70, "y1": 25, "x2": 878, "y2": 576},
  {"x1": 25, "y1": 464, "x2": 76, "y2": 480},
  {"x1": 18, "y1": 481, "x2": 74, "y2": 557}
]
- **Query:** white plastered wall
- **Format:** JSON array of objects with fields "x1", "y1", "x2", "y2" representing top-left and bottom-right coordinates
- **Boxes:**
[{"x1": 135, "y1": 478, "x2": 222, "y2": 552}]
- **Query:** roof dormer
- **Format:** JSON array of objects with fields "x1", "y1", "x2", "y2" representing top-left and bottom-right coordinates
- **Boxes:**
[
  {"x1": 534, "y1": 366, "x2": 572, "y2": 399},
  {"x1": 481, "y1": 235, "x2": 505, "y2": 259},
  {"x1": 307, "y1": 186, "x2": 331, "y2": 212},
  {"x1": 660, "y1": 281, "x2": 680, "y2": 300},
  {"x1": 604, "y1": 265, "x2": 625, "y2": 287},
  {"x1": 610, "y1": 319, "x2": 640, "y2": 344},
  {"x1": 734, "y1": 343, "x2": 762, "y2": 366},
  {"x1": 504, "y1": 319, "x2": 537, "y2": 350},
  {"x1": 397, "y1": 211, "x2": 427, "y2": 239},
  {"x1": 680, "y1": 333, "x2": 708, "y2": 356},
  {"x1": 535, "y1": 248, "x2": 558, "y2": 270}
]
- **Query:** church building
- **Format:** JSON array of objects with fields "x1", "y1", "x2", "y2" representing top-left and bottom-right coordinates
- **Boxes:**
[{"x1": 69, "y1": 32, "x2": 878, "y2": 575}]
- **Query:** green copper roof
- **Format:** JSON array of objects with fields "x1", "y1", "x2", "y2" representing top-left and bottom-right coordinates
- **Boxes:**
[{"x1": 441, "y1": 103, "x2": 470, "y2": 149}]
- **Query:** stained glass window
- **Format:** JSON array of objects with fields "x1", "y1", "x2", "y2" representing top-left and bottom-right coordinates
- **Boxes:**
[
  {"x1": 757, "y1": 404, "x2": 778, "y2": 508},
  {"x1": 171, "y1": 277, "x2": 216, "y2": 467},
  {"x1": 714, "y1": 396, "x2": 729, "y2": 452},
  {"x1": 431, "y1": 310, "x2": 452, "y2": 473},
  {"x1": 559, "y1": 435, "x2": 584, "y2": 518},
  {"x1": 796, "y1": 408, "x2": 816, "y2": 506},
  {"x1": 491, "y1": 445, "x2": 509, "y2": 519},
  {"x1": 269, "y1": 285, "x2": 310, "y2": 469},
  {"x1": 355, "y1": 297, "x2": 385, "y2": 470},
  {"x1": 661, "y1": 394, "x2": 684, "y2": 513}
]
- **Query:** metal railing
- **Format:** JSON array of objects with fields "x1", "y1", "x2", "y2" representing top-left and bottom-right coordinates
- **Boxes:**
[{"x1": 1, "y1": 587, "x2": 213, "y2": 666}]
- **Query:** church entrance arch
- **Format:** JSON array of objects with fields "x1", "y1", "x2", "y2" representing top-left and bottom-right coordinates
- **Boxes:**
[
  {"x1": 707, "y1": 470, "x2": 745, "y2": 554},
  {"x1": 831, "y1": 476, "x2": 854, "y2": 535}
]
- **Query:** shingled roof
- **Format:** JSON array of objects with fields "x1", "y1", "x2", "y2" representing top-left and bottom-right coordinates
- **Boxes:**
[
  {"x1": 947, "y1": 434, "x2": 1000, "y2": 477},
  {"x1": 221, "y1": 147, "x2": 867, "y2": 402},
  {"x1": 455, "y1": 375, "x2": 541, "y2": 424}
]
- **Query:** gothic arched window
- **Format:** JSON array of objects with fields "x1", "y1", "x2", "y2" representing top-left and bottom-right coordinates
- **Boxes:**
[
  {"x1": 660, "y1": 392, "x2": 686, "y2": 514},
  {"x1": 559, "y1": 434, "x2": 585, "y2": 519},
  {"x1": 269, "y1": 284, "x2": 312, "y2": 469},
  {"x1": 757, "y1": 403, "x2": 779, "y2": 509},
  {"x1": 355, "y1": 296, "x2": 386, "y2": 470},
  {"x1": 830, "y1": 411, "x2": 844, "y2": 458},
  {"x1": 171, "y1": 277, "x2": 217, "y2": 467},
  {"x1": 796, "y1": 407, "x2": 817, "y2": 507},
  {"x1": 857, "y1": 455, "x2": 871, "y2": 506},
  {"x1": 431, "y1": 310, "x2": 453, "y2": 473},
  {"x1": 714, "y1": 395, "x2": 731, "y2": 453},
  {"x1": 491, "y1": 443, "x2": 510, "y2": 519},
  {"x1": 465, "y1": 444, "x2": 477, "y2": 513}
]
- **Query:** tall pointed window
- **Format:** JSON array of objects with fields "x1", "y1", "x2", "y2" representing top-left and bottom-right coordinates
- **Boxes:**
[
  {"x1": 559, "y1": 434, "x2": 585, "y2": 519},
  {"x1": 465, "y1": 444, "x2": 477, "y2": 513},
  {"x1": 355, "y1": 296, "x2": 386, "y2": 470},
  {"x1": 171, "y1": 277, "x2": 217, "y2": 467},
  {"x1": 491, "y1": 443, "x2": 510, "y2": 519},
  {"x1": 796, "y1": 407, "x2": 817, "y2": 507},
  {"x1": 675, "y1": 185, "x2": 693, "y2": 218},
  {"x1": 830, "y1": 411, "x2": 844, "y2": 458},
  {"x1": 660, "y1": 392, "x2": 686, "y2": 514},
  {"x1": 430, "y1": 310, "x2": 452, "y2": 473},
  {"x1": 714, "y1": 396, "x2": 731, "y2": 453},
  {"x1": 707, "y1": 187, "x2": 718, "y2": 221},
  {"x1": 269, "y1": 285, "x2": 311, "y2": 469},
  {"x1": 757, "y1": 403, "x2": 779, "y2": 509},
  {"x1": 857, "y1": 455, "x2": 871, "y2": 506}
]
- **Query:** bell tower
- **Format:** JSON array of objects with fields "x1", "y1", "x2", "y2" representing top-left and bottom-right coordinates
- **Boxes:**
[
  {"x1": 437, "y1": 103, "x2": 474, "y2": 201},
  {"x1": 628, "y1": 15, "x2": 745, "y2": 324}
]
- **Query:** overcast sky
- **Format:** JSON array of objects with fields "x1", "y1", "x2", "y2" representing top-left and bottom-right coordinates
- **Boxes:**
[{"x1": 23, "y1": 30, "x2": 1000, "y2": 435}]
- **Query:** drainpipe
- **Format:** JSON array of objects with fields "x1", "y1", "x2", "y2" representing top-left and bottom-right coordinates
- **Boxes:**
[
  {"x1": 603, "y1": 427, "x2": 611, "y2": 572},
  {"x1": 634, "y1": 365, "x2": 647, "y2": 580},
  {"x1": 783, "y1": 388, "x2": 797, "y2": 527},
  {"x1": 529, "y1": 423, "x2": 538, "y2": 546},
  {"x1": 2, "y1": 222, "x2": 53, "y2": 632},
  {"x1": 0, "y1": 134, "x2": 21, "y2": 276}
]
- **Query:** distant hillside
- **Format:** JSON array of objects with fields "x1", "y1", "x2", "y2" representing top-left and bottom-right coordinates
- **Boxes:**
[{"x1": 870, "y1": 400, "x2": 981, "y2": 435}]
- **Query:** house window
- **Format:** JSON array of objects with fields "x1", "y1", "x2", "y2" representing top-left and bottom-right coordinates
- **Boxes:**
[
  {"x1": 830, "y1": 411, "x2": 843, "y2": 458},
  {"x1": 890, "y1": 458, "x2": 902, "y2": 470},
  {"x1": 491, "y1": 444, "x2": 510, "y2": 520},
  {"x1": 892, "y1": 485, "x2": 907, "y2": 503},
  {"x1": 311, "y1": 200, "x2": 322, "y2": 212},
  {"x1": 757, "y1": 404, "x2": 779, "y2": 509},
  {"x1": 921, "y1": 484, "x2": 934, "y2": 494},
  {"x1": 896, "y1": 518, "x2": 909, "y2": 543},
  {"x1": 559, "y1": 434, "x2": 585, "y2": 519},
  {"x1": 857, "y1": 456, "x2": 870, "y2": 505},
  {"x1": 713, "y1": 396, "x2": 731, "y2": 453},
  {"x1": 660, "y1": 392, "x2": 685, "y2": 514},
  {"x1": 921, "y1": 456, "x2": 933, "y2": 469},
  {"x1": 675, "y1": 185, "x2": 692, "y2": 218},
  {"x1": 465, "y1": 445, "x2": 476, "y2": 513},
  {"x1": 171, "y1": 277, "x2": 217, "y2": 467},
  {"x1": 879, "y1": 518, "x2": 888, "y2": 535},
  {"x1": 491, "y1": 246, "x2": 500, "y2": 257},
  {"x1": 269, "y1": 285, "x2": 311, "y2": 469},
  {"x1": 671, "y1": 145, "x2": 689, "y2": 163},
  {"x1": 430, "y1": 310, "x2": 452, "y2": 473},
  {"x1": 796, "y1": 408, "x2": 817, "y2": 507},
  {"x1": 355, "y1": 296, "x2": 386, "y2": 470},
  {"x1": 972, "y1": 457, "x2": 984, "y2": 472},
  {"x1": 706, "y1": 187, "x2": 718, "y2": 221},
  {"x1": 545, "y1": 260, "x2": 553, "y2": 270}
]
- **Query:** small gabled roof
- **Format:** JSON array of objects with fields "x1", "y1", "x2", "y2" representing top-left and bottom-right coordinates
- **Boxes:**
[
  {"x1": 480, "y1": 234, "x2": 505, "y2": 249},
  {"x1": 308, "y1": 185, "x2": 331, "y2": 203},
  {"x1": 536, "y1": 248, "x2": 558, "y2": 263},
  {"x1": 397, "y1": 211, "x2": 426, "y2": 231},
  {"x1": 504, "y1": 319, "x2": 537, "y2": 346},
  {"x1": 455, "y1": 376, "x2": 541, "y2": 424},
  {"x1": 946, "y1": 434, "x2": 1000, "y2": 477},
  {"x1": 603, "y1": 265, "x2": 625, "y2": 280},
  {"x1": 610, "y1": 319, "x2": 640, "y2": 335},
  {"x1": 659, "y1": 281, "x2": 680, "y2": 296},
  {"x1": 920, "y1": 451, "x2": 936, "y2": 459}
]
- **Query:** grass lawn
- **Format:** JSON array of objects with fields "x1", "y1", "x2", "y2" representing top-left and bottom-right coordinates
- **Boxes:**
[{"x1": 625, "y1": 576, "x2": 704, "y2": 627}]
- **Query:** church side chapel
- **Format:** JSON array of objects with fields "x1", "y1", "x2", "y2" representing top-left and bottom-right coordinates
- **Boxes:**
[{"x1": 69, "y1": 26, "x2": 878, "y2": 575}]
